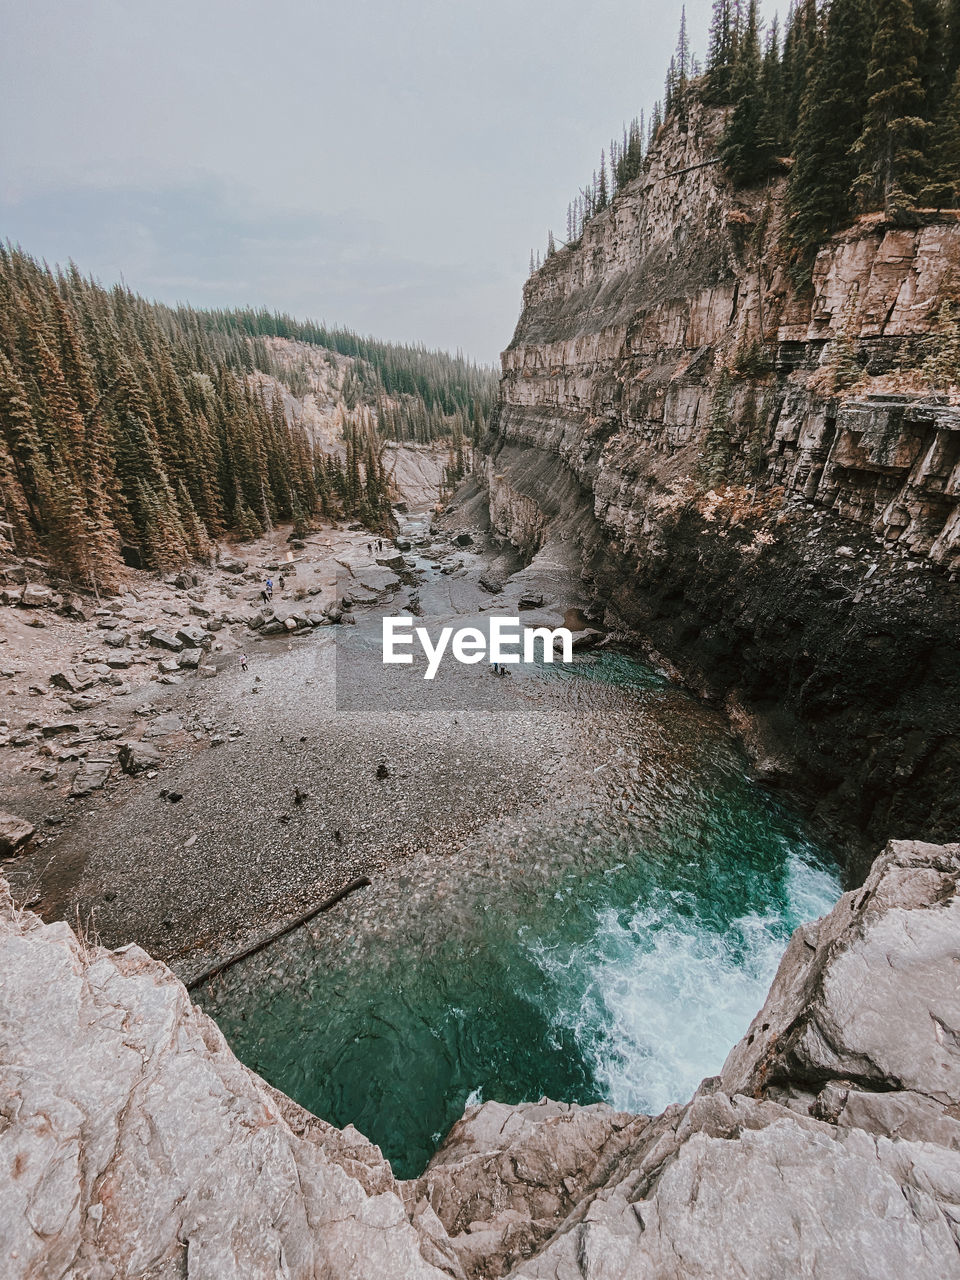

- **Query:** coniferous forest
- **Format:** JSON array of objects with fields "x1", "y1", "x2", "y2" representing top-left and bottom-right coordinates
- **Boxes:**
[
  {"x1": 537, "y1": 0, "x2": 960, "y2": 278},
  {"x1": 0, "y1": 247, "x2": 497, "y2": 590}
]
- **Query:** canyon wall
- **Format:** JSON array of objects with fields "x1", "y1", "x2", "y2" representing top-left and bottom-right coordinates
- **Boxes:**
[
  {"x1": 486, "y1": 99, "x2": 960, "y2": 873},
  {"x1": 4, "y1": 842, "x2": 960, "y2": 1279}
]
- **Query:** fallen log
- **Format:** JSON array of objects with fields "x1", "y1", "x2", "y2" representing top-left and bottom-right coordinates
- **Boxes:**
[{"x1": 185, "y1": 875, "x2": 372, "y2": 992}]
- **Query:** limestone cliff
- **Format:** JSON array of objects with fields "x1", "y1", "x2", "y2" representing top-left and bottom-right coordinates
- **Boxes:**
[
  {"x1": 3, "y1": 841, "x2": 960, "y2": 1279},
  {"x1": 484, "y1": 99, "x2": 960, "y2": 873}
]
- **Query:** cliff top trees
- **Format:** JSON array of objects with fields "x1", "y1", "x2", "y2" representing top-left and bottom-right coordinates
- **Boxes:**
[
  {"x1": 785, "y1": 0, "x2": 873, "y2": 272},
  {"x1": 850, "y1": 0, "x2": 931, "y2": 215},
  {"x1": 540, "y1": 0, "x2": 958, "y2": 289}
]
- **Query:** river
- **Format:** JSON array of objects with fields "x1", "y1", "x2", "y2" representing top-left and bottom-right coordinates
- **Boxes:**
[{"x1": 196, "y1": 625, "x2": 838, "y2": 1178}]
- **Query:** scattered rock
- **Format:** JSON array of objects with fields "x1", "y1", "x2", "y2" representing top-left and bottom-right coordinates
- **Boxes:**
[
  {"x1": 376, "y1": 762, "x2": 390, "y2": 780},
  {"x1": 0, "y1": 811, "x2": 35, "y2": 856},
  {"x1": 70, "y1": 760, "x2": 113, "y2": 796},
  {"x1": 40, "y1": 721, "x2": 81, "y2": 738},
  {"x1": 149, "y1": 632, "x2": 183, "y2": 653},
  {"x1": 118, "y1": 740, "x2": 163, "y2": 774},
  {"x1": 50, "y1": 669, "x2": 98, "y2": 693},
  {"x1": 20, "y1": 583, "x2": 56, "y2": 609},
  {"x1": 454, "y1": 533, "x2": 473, "y2": 546},
  {"x1": 143, "y1": 715, "x2": 183, "y2": 738},
  {"x1": 175, "y1": 626, "x2": 206, "y2": 649}
]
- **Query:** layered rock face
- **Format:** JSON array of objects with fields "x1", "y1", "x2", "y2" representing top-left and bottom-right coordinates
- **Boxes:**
[
  {"x1": 487, "y1": 100, "x2": 960, "y2": 870},
  {"x1": 4, "y1": 841, "x2": 960, "y2": 1278}
]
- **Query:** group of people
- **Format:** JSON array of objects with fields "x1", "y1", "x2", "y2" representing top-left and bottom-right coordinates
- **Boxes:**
[
  {"x1": 366, "y1": 540, "x2": 385, "y2": 555},
  {"x1": 259, "y1": 576, "x2": 274, "y2": 605}
]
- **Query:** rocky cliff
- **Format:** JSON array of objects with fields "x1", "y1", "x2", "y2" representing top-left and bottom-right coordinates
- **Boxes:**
[
  {"x1": 484, "y1": 99, "x2": 960, "y2": 874},
  {"x1": 3, "y1": 841, "x2": 960, "y2": 1279}
]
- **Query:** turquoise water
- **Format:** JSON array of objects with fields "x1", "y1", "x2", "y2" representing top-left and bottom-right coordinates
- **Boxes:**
[{"x1": 199, "y1": 652, "x2": 839, "y2": 1177}]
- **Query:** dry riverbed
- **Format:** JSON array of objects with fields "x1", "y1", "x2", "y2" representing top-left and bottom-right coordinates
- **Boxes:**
[{"x1": 0, "y1": 503, "x2": 598, "y2": 976}]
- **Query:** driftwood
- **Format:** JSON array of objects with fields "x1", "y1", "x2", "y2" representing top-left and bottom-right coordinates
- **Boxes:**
[{"x1": 186, "y1": 875, "x2": 372, "y2": 992}]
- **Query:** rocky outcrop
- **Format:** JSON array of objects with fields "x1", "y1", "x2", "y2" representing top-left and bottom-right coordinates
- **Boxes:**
[
  {"x1": 419, "y1": 840, "x2": 960, "y2": 1279},
  {"x1": 0, "y1": 878, "x2": 462, "y2": 1280},
  {"x1": 3, "y1": 840, "x2": 959, "y2": 1279},
  {"x1": 486, "y1": 99, "x2": 960, "y2": 868}
]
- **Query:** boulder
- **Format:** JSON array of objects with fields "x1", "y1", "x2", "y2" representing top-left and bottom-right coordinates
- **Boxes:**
[
  {"x1": 149, "y1": 632, "x2": 183, "y2": 653},
  {"x1": 70, "y1": 759, "x2": 113, "y2": 796},
  {"x1": 175, "y1": 626, "x2": 206, "y2": 649},
  {"x1": 58, "y1": 596, "x2": 89, "y2": 621},
  {"x1": 40, "y1": 721, "x2": 82, "y2": 738},
  {"x1": 189, "y1": 602, "x2": 213, "y2": 619},
  {"x1": 50, "y1": 669, "x2": 98, "y2": 693},
  {"x1": 454, "y1": 532, "x2": 473, "y2": 546},
  {"x1": 219, "y1": 557, "x2": 247, "y2": 574},
  {"x1": 118, "y1": 740, "x2": 163, "y2": 774},
  {"x1": 64, "y1": 694, "x2": 101, "y2": 712},
  {"x1": 102, "y1": 630, "x2": 130, "y2": 649},
  {"x1": 377, "y1": 553, "x2": 406, "y2": 570},
  {"x1": 478, "y1": 572, "x2": 504, "y2": 594},
  {"x1": 144, "y1": 714, "x2": 183, "y2": 737},
  {"x1": 20, "y1": 583, "x2": 56, "y2": 609},
  {"x1": 0, "y1": 812, "x2": 35, "y2": 856},
  {"x1": 177, "y1": 649, "x2": 201, "y2": 669}
]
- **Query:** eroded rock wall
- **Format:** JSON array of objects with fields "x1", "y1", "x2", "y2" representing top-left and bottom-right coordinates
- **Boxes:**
[{"x1": 486, "y1": 100, "x2": 960, "y2": 867}]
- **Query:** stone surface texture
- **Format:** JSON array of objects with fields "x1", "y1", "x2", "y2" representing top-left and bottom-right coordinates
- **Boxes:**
[{"x1": 2, "y1": 840, "x2": 960, "y2": 1278}]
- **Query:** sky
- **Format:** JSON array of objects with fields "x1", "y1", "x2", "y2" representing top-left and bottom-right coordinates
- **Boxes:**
[{"x1": 1, "y1": 0, "x2": 719, "y2": 365}]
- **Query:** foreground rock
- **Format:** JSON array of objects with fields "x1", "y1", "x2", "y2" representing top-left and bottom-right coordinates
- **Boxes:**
[
  {"x1": 0, "y1": 879, "x2": 461, "y2": 1280},
  {"x1": 496, "y1": 839, "x2": 960, "y2": 1280},
  {"x1": 1, "y1": 840, "x2": 959, "y2": 1279}
]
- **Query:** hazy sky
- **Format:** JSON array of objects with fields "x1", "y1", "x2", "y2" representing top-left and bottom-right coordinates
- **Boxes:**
[{"x1": 2, "y1": 0, "x2": 717, "y2": 364}]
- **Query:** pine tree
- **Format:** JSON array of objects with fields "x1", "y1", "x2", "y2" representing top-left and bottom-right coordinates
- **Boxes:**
[
  {"x1": 785, "y1": 0, "x2": 873, "y2": 266},
  {"x1": 706, "y1": 0, "x2": 737, "y2": 102},
  {"x1": 675, "y1": 6, "x2": 691, "y2": 91},
  {"x1": 718, "y1": 0, "x2": 772, "y2": 186},
  {"x1": 850, "y1": 0, "x2": 933, "y2": 216},
  {"x1": 948, "y1": 0, "x2": 960, "y2": 79},
  {"x1": 920, "y1": 67, "x2": 960, "y2": 207},
  {"x1": 781, "y1": 0, "x2": 819, "y2": 141}
]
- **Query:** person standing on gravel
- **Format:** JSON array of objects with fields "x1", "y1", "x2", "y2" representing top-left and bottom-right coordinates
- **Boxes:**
[
  {"x1": 239, "y1": 653, "x2": 248, "y2": 672},
  {"x1": 266, "y1": 578, "x2": 273, "y2": 600}
]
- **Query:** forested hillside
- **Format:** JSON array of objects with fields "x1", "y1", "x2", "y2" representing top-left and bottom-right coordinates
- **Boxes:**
[
  {"x1": 0, "y1": 247, "x2": 496, "y2": 589},
  {"x1": 540, "y1": 0, "x2": 960, "y2": 277}
]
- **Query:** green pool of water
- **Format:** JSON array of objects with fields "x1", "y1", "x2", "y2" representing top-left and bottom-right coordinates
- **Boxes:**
[{"x1": 198, "y1": 652, "x2": 839, "y2": 1178}]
